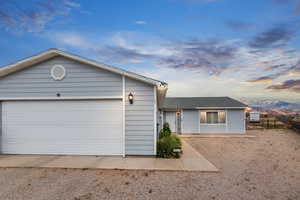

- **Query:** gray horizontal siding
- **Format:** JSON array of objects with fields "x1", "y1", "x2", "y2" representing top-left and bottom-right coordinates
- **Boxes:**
[
  {"x1": 182, "y1": 110, "x2": 199, "y2": 134},
  {"x1": 227, "y1": 109, "x2": 245, "y2": 133},
  {"x1": 0, "y1": 56, "x2": 122, "y2": 98},
  {"x1": 178, "y1": 109, "x2": 245, "y2": 134},
  {"x1": 199, "y1": 124, "x2": 227, "y2": 133},
  {"x1": 125, "y1": 77, "x2": 155, "y2": 155}
]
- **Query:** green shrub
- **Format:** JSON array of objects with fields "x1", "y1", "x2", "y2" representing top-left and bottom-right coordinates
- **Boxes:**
[
  {"x1": 157, "y1": 135, "x2": 182, "y2": 158},
  {"x1": 159, "y1": 123, "x2": 171, "y2": 139}
]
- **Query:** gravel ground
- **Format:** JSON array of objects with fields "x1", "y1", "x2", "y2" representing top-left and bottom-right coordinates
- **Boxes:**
[{"x1": 0, "y1": 129, "x2": 299, "y2": 200}]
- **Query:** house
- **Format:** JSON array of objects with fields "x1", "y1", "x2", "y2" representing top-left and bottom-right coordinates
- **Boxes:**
[
  {"x1": 0, "y1": 49, "x2": 246, "y2": 157},
  {"x1": 0, "y1": 49, "x2": 167, "y2": 156},
  {"x1": 160, "y1": 97, "x2": 247, "y2": 134}
]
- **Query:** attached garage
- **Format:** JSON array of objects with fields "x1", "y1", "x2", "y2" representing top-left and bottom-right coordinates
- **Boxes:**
[
  {"x1": 2, "y1": 100, "x2": 123, "y2": 155},
  {"x1": 0, "y1": 49, "x2": 168, "y2": 156}
]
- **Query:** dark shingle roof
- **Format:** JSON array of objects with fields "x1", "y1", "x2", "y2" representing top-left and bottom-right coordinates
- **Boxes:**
[{"x1": 162, "y1": 97, "x2": 247, "y2": 109}]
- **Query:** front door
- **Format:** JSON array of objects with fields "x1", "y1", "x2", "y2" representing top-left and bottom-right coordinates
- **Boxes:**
[{"x1": 176, "y1": 112, "x2": 182, "y2": 134}]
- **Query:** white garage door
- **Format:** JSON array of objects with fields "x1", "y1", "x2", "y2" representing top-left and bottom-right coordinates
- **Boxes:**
[{"x1": 1, "y1": 100, "x2": 123, "y2": 155}]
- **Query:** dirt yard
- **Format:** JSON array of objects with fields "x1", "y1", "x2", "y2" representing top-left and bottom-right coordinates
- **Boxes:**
[{"x1": 0, "y1": 129, "x2": 299, "y2": 200}]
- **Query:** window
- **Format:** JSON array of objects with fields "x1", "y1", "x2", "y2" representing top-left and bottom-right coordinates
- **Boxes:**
[
  {"x1": 200, "y1": 110, "x2": 226, "y2": 124},
  {"x1": 207, "y1": 112, "x2": 218, "y2": 124}
]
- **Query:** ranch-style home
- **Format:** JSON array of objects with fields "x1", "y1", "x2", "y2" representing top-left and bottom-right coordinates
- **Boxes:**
[
  {"x1": 0, "y1": 49, "x2": 247, "y2": 156},
  {"x1": 161, "y1": 97, "x2": 247, "y2": 134}
]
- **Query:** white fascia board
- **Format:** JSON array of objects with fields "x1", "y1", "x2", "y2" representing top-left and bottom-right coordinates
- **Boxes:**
[
  {"x1": 0, "y1": 96, "x2": 123, "y2": 101},
  {"x1": 153, "y1": 86, "x2": 157, "y2": 155},
  {"x1": 0, "y1": 50, "x2": 57, "y2": 77},
  {"x1": 195, "y1": 107, "x2": 247, "y2": 109}
]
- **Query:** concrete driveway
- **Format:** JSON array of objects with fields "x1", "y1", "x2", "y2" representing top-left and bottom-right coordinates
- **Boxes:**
[{"x1": 0, "y1": 140, "x2": 218, "y2": 172}]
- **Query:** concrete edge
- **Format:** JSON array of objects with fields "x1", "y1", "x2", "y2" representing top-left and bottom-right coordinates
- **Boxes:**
[
  {"x1": 0, "y1": 166, "x2": 220, "y2": 173},
  {"x1": 180, "y1": 134, "x2": 256, "y2": 138}
]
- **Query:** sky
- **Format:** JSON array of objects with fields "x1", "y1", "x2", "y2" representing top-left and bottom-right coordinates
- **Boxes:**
[{"x1": 0, "y1": 0, "x2": 300, "y2": 103}]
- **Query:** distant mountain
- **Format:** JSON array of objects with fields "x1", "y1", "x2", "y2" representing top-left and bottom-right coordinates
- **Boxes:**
[
  {"x1": 261, "y1": 101, "x2": 299, "y2": 110},
  {"x1": 242, "y1": 99, "x2": 300, "y2": 113}
]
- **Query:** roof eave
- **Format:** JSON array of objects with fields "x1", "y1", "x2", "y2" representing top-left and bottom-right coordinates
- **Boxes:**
[
  {"x1": 161, "y1": 106, "x2": 247, "y2": 110},
  {"x1": 195, "y1": 107, "x2": 247, "y2": 109}
]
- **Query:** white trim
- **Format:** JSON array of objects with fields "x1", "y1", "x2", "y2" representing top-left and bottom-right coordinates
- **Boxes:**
[
  {"x1": 122, "y1": 76, "x2": 126, "y2": 157},
  {"x1": 198, "y1": 110, "x2": 201, "y2": 133},
  {"x1": 199, "y1": 110, "x2": 227, "y2": 125},
  {"x1": 195, "y1": 107, "x2": 246, "y2": 109},
  {"x1": 153, "y1": 86, "x2": 157, "y2": 155},
  {"x1": 244, "y1": 109, "x2": 246, "y2": 133},
  {"x1": 225, "y1": 109, "x2": 228, "y2": 133},
  {"x1": 51, "y1": 65, "x2": 66, "y2": 80},
  {"x1": 199, "y1": 123, "x2": 227, "y2": 125},
  {"x1": 0, "y1": 96, "x2": 123, "y2": 101},
  {"x1": 180, "y1": 109, "x2": 183, "y2": 134}
]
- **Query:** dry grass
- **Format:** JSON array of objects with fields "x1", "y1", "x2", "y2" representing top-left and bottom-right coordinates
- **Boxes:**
[{"x1": 0, "y1": 129, "x2": 299, "y2": 200}]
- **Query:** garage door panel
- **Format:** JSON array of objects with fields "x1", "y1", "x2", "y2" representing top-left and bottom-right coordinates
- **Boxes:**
[
  {"x1": 2, "y1": 100, "x2": 123, "y2": 155},
  {"x1": 3, "y1": 128, "x2": 122, "y2": 138},
  {"x1": 5, "y1": 122, "x2": 122, "y2": 127},
  {"x1": 5, "y1": 114, "x2": 122, "y2": 123}
]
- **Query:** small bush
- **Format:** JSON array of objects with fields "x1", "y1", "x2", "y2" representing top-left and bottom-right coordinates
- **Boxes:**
[
  {"x1": 157, "y1": 135, "x2": 182, "y2": 158},
  {"x1": 159, "y1": 123, "x2": 171, "y2": 139}
]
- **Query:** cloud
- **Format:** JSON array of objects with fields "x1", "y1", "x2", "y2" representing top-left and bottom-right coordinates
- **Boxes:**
[
  {"x1": 49, "y1": 31, "x2": 94, "y2": 49},
  {"x1": 248, "y1": 60, "x2": 300, "y2": 83},
  {"x1": 135, "y1": 21, "x2": 147, "y2": 25},
  {"x1": 272, "y1": 0, "x2": 300, "y2": 16},
  {"x1": 64, "y1": 0, "x2": 81, "y2": 8},
  {"x1": 267, "y1": 79, "x2": 300, "y2": 93},
  {"x1": 226, "y1": 21, "x2": 255, "y2": 31},
  {"x1": 105, "y1": 37, "x2": 239, "y2": 75},
  {"x1": 247, "y1": 76, "x2": 274, "y2": 83},
  {"x1": 296, "y1": 0, "x2": 300, "y2": 15},
  {"x1": 249, "y1": 24, "x2": 296, "y2": 49},
  {"x1": 48, "y1": 30, "x2": 300, "y2": 80},
  {"x1": 286, "y1": 60, "x2": 300, "y2": 75},
  {"x1": 96, "y1": 45, "x2": 154, "y2": 62},
  {"x1": 157, "y1": 39, "x2": 238, "y2": 75},
  {"x1": 264, "y1": 64, "x2": 286, "y2": 71},
  {"x1": 0, "y1": 0, "x2": 80, "y2": 33},
  {"x1": 181, "y1": 0, "x2": 220, "y2": 3},
  {"x1": 49, "y1": 31, "x2": 240, "y2": 75},
  {"x1": 271, "y1": 0, "x2": 292, "y2": 4}
]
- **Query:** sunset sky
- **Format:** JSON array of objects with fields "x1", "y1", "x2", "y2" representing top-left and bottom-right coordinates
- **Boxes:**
[{"x1": 0, "y1": 0, "x2": 300, "y2": 103}]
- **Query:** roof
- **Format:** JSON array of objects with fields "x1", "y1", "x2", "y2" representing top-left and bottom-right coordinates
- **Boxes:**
[
  {"x1": 161, "y1": 97, "x2": 247, "y2": 109},
  {"x1": 0, "y1": 48, "x2": 167, "y2": 87}
]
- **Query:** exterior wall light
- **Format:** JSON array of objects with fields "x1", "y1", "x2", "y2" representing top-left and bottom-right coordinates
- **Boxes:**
[{"x1": 128, "y1": 92, "x2": 134, "y2": 104}]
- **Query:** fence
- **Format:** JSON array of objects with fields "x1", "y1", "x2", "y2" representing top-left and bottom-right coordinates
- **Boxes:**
[
  {"x1": 276, "y1": 115, "x2": 300, "y2": 133},
  {"x1": 247, "y1": 117, "x2": 285, "y2": 130},
  {"x1": 289, "y1": 121, "x2": 300, "y2": 133}
]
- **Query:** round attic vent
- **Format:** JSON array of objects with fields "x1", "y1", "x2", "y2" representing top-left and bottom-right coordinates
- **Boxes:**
[{"x1": 51, "y1": 65, "x2": 66, "y2": 80}]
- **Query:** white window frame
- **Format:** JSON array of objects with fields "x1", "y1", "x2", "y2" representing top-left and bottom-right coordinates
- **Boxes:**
[{"x1": 199, "y1": 110, "x2": 227, "y2": 125}]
